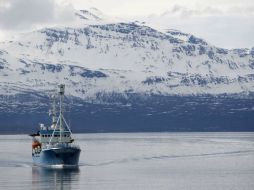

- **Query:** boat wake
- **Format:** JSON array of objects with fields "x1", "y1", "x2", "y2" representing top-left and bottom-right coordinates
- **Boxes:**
[
  {"x1": 82, "y1": 149, "x2": 254, "y2": 167},
  {"x1": 0, "y1": 160, "x2": 32, "y2": 168}
]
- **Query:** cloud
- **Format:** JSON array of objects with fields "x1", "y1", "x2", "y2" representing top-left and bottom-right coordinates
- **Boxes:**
[
  {"x1": 161, "y1": 4, "x2": 254, "y2": 18},
  {"x1": 160, "y1": 5, "x2": 225, "y2": 19},
  {"x1": 141, "y1": 4, "x2": 254, "y2": 48},
  {"x1": 0, "y1": 0, "x2": 75, "y2": 30},
  {"x1": 0, "y1": 0, "x2": 253, "y2": 48}
]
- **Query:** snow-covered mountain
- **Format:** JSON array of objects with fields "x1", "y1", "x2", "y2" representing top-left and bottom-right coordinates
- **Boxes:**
[
  {"x1": 0, "y1": 8, "x2": 254, "y2": 98},
  {"x1": 0, "y1": 8, "x2": 253, "y2": 132}
]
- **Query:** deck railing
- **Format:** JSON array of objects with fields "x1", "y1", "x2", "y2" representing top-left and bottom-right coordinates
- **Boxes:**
[{"x1": 43, "y1": 142, "x2": 80, "y2": 150}]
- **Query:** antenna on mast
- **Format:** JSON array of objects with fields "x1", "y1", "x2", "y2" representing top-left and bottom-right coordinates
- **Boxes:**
[{"x1": 59, "y1": 84, "x2": 65, "y2": 95}]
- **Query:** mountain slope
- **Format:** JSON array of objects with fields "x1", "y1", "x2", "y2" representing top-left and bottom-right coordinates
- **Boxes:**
[
  {"x1": 1, "y1": 21, "x2": 254, "y2": 98},
  {"x1": 0, "y1": 9, "x2": 253, "y2": 132}
]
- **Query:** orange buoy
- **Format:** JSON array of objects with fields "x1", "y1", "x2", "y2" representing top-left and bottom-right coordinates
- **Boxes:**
[{"x1": 32, "y1": 141, "x2": 41, "y2": 149}]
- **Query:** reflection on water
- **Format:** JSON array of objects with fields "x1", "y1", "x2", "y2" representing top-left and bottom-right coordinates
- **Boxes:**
[{"x1": 32, "y1": 166, "x2": 80, "y2": 190}]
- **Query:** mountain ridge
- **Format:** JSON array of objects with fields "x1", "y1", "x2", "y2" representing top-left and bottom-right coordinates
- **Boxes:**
[
  {"x1": 1, "y1": 20, "x2": 253, "y2": 97},
  {"x1": 0, "y1": 8, "x2": 253, "y2": 132}
]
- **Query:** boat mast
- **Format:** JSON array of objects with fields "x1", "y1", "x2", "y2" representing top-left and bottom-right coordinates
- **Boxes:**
[
  {"x1": 59, "y1": 84, "x2": 65, "y2": 142},
  {"x1": 50, "y1": 94, "x2": 57, "y2": 127},
  {"x1": 49, "y1": 84, "x2": 74, "y2": 144}
]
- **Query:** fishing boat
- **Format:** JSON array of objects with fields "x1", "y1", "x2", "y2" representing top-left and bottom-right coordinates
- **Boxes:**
[{"x1": 30, "y1": 84, "x2": 81, "y2": 168}]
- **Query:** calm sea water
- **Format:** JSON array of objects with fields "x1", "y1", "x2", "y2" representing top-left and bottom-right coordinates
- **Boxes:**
[{"x1": 0, "y1": 132, "x2": 253, "y2": 190}]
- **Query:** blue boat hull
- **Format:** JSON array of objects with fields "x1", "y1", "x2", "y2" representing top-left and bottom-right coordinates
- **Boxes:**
[{"x1": 33, "y1": 147, "x2": 81, "y2": 168}]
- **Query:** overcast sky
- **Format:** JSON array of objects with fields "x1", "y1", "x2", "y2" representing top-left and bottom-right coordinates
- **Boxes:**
[{"x1": 0, "y1": 0, "x2": 254, "y2": 49}]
